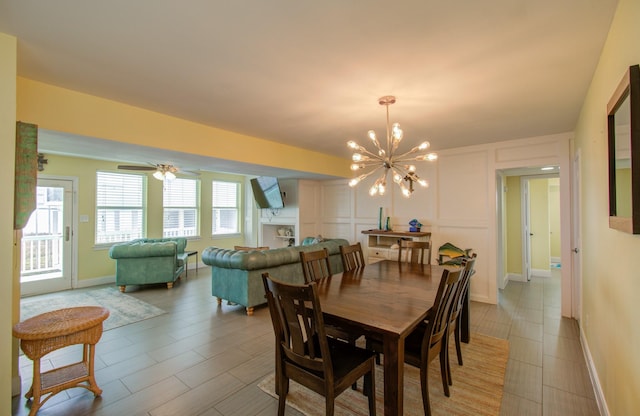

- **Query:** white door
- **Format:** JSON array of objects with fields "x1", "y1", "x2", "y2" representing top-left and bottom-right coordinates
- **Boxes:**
[{"x1": 20, "y1": 178, "x2": 74, "y2": 296}]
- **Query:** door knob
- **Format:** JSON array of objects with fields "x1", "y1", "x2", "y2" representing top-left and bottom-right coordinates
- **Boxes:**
[{"x1": 573, "y1": 248, "x2": 579, "y2": 253}]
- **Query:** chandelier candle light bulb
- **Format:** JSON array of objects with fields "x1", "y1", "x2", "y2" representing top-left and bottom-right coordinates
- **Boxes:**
[{"x1": 347, "y1": 95, "x2": 437, "y2": 197}]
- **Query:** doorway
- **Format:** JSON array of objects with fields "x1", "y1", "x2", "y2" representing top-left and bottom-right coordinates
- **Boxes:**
[
  {"x1": 522, "y1": 175, "x2": 561, "y2": 281},
  {"x1": 499, "y1": 168, "x2": 561, "y2": 284},
  {"x1": 20, "y1": 177, "x2": 76, "y2": 296}
]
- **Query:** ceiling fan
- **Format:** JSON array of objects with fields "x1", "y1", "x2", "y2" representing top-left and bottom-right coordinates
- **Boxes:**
[{"x1": 117, "y1": 163, "x2": 199, "y2": 181}]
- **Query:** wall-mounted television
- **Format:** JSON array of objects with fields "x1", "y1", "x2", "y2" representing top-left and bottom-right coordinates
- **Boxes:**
[{"x1": 250, "y1": 176, "x2": 285, "y2": 209}]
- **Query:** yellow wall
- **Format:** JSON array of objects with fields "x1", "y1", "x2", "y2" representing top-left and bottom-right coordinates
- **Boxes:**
[
  {"x1": 0, "y1": 33, "x2": 17, "y2": 409},
  {"x1": 17, "y1": 78, "x2": 350, "y2": 179},
  {"x1": 506, "y1": 176, "x2": 522, "y2": 274},
  {"x1": 41, "y1": 154, "x2": 246, "y2": 281},
  {"x1": 549, "y1": 178, "x2": 561, "y2": 258},
  {"x1": 574, "y1": 0, "x2": 640, "y2": 413}
]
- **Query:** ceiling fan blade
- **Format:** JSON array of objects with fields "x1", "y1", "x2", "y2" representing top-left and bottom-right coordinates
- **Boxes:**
[
  {"x1": 179, "y1": 169, "x2": 200, "y2": 176},
  {"x1": 117, "y1": 165, "x2": 157, "y2": 171}
]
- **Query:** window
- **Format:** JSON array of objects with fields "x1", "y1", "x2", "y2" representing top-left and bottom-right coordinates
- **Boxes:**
[
  {"x1": 212, "y1": 181, "x2": 240, "y2": 235},
  {"x1": 96, "y1": 171, "x2": 146, "y2": 244},
  {"x1": 163, "y1": 178, "x2": 199, "y2": 237}
]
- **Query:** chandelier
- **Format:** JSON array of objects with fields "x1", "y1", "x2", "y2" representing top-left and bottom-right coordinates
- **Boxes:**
[
  {"x1": 347, "y1": 96, "x2": 437, "y2": 197},
  {"x1": 152, "y1": 164, "x2": 177, "y2": 181}
]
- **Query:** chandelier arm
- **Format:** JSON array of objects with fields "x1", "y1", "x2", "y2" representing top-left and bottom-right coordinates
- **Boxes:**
[
  {"x1": 393, "y1": 148, "x2": 423, "y2": 160},
  {"x1": 357, "y1": 164, "x2": 385, "y2": 180},
  {"x1": 391, "y1": 165, "x2": 411, "y2": 178},
  {"x1": 357, "y1": 147, "x2": 386, "y2": 160},
  {"x1": 357, "y1": 161, "x2": 385, "y2": 167}
]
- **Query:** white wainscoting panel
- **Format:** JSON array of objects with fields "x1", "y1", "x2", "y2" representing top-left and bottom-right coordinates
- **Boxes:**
[
  {"x1": 434, "y1": 225, "x2": 491, "y2": 303},
  {"x1": 437, "y1": 150, "x2": 489, "y2": 221},
  {"x1": 322, "y1": 222, "x2": 352, "y2": 241}
]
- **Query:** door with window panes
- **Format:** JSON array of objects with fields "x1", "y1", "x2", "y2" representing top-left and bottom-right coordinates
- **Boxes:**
[{"x1": 20, "y1": 178, "x2": 74, "y2": 296}]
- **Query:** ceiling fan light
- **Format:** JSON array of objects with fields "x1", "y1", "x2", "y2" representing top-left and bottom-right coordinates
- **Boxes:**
[
  {"x1": 153, "y1": 171, "x2": 164, "y2": 180},
  {"x1": 165, "y1": 171, "x2": 176, "y2": 181}
]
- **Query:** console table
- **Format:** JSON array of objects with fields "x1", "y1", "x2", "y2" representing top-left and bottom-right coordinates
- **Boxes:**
[
  {"x1": 362, "y1": 230, "x2": 432, "y2": 263},
  {"x1": 185, "y1": 250, "x2": 198, "y2": 277},
  {"x1": 13, "y1": 306, "x2": 110, "y2": 415}
]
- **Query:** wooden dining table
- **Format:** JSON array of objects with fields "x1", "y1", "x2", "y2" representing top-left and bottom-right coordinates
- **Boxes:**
[{"x1": 315, "y1": 260, "x2": 469, "y2": 416}]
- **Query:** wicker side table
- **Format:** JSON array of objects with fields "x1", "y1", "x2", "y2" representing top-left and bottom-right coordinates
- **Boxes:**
[{"x1": 13, "y1": 306, "x2": 110, "y2": 416}]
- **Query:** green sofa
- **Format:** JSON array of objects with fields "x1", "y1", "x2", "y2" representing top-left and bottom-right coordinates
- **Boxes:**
[
  {"x1": 109, "y1": 238, "x2": 187, "y2": 292},
  {"x1": 202, "y1": 238, "x2": 349, "y2": 315}
]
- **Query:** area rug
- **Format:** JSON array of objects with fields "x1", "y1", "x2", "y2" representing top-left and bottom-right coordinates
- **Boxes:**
[
  {"x1": 258, "y1": 333, "x2": 509, "y2": 415},
  {"x1": 20, "y1": 287, "x2": 166, "y2": 331}
]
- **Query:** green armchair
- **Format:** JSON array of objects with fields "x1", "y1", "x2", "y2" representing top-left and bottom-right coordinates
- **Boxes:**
[{"x1": 109, "y1": 238, "x2": 186, "y2": 292}]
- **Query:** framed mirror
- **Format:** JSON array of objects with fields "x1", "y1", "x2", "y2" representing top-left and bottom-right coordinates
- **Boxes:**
[{"x1": 608, "y1": 64, "x2": 640, "y2": 233}]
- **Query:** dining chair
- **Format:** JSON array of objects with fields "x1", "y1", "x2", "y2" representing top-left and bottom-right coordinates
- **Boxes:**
[
  {"x1": 397, "y1": 240, "x2": 431, "y2": 264},
  {"x1": 412, "y1": 267, "x2": 462, "y2": 414},
  {"x1": 300, "y1": 248, "x2": 332, "y2": 283},
  {"x1": 340, "y1": 242, "x2": 366, "y2": 271},
  {"x1": 445, "y1": 254, "x2": 477, "y2": 385},
  {"x1": 366, "y1": 267, "x2": 462, "y2": 415},
  {"x1": 261, "y1": 273, "x2": 377, "y2": 416},
  {"x1": 300, "y1": 248, "x2": 363, "y2": 389}
]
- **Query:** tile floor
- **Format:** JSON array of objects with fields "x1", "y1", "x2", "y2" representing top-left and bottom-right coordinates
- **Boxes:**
[{"x1": 12, "y1": 266, "x2": 599, "y2": 415}]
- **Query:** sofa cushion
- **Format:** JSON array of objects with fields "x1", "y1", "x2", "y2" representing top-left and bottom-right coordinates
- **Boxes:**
[
  {"x1": 203, "y1": 238, "x2": 348, "y2": 271},
  {"x1": 109, "y1": 241, "x2": 177, "y2": 258}
]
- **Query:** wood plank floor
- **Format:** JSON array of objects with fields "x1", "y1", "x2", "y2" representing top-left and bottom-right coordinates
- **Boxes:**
[{"x1": 12, "y1": 266, "x2": 599, "y2": 415}]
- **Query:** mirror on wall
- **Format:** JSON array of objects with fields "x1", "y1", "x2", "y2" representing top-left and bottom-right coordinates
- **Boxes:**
[{"x1": 608, "y1": 64, "x2": 640, "y2": 233}]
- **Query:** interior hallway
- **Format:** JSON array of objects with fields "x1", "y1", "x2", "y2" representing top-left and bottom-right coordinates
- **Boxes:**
[{"x1": 482, "y1": 269, "x2": 599, "y2": 415}]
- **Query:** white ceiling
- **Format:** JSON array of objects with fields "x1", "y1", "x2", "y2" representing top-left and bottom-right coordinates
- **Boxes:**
[{"x1": 0, "y1": 1, "x2": 618, "y2": 178}]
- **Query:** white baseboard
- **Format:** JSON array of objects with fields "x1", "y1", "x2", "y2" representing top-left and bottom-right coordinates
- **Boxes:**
[
  {"x1": 12, "y1": 375, "x2": 21, "y2": 397},
  {"x1": 550, "y1": 256, "x2": 561, "y2": 264},
  {"x1": 75, "y1": 275, "x2": 115, "y2": 289},
  {"x1": 499, "y1": 273, "x2": 509, "y2": 290},
  {"x1": 506, "y1": 273, "x2": 525, "y2": 283},
  {"x1": 580, "y1": 325, "x2": 610, "y2": 416},
  {"x1": 531, "y1": 268, "x2": 551, "y2": 278}
]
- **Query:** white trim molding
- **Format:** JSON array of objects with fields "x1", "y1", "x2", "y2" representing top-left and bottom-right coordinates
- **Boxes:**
[{"x1": 581, "y1": 326, "x2": 609, "y2": 416}]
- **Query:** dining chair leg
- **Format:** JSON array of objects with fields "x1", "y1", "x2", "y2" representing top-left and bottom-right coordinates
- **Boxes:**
[
  {"x1": 446, "y1": 346, "x2": 453, "y2": 386},
  {"x1": 350, "y1": 335, "x2": 358, "y2": 390},
  {"x1": 440, "y1": 348, "x2": 450, "y2": 397},
  {"x1": 420, "y1": 365, "x2": 432, "y2": 416},
  {"x1": 277, "y1": 377, "x2": 289, "y2": 416},
  {"x1": 366, "y1": 371, "x2": 376, "y2": 415},
  {"x1": 454, "y1": 326, "x2": 464, "y2": 365},
  {"x1": 325, "y1": 394, "x2": 335, "y2": 416}
]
